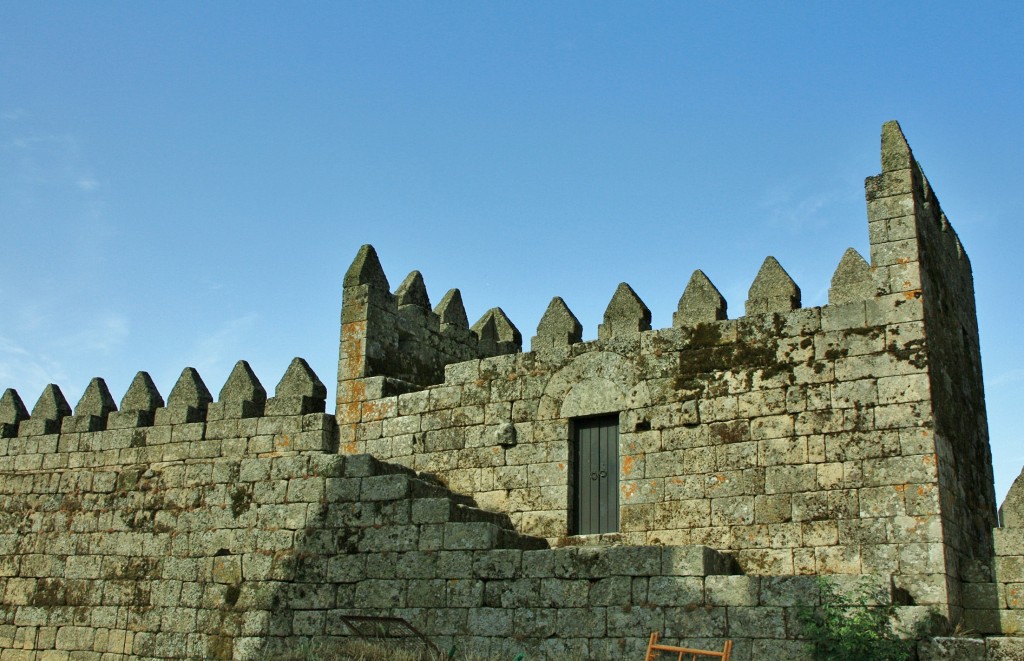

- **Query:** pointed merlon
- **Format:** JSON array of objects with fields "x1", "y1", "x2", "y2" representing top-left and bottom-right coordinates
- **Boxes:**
[
  {"x1": 0, "y1": 388, "x2": 29, "y2": 437},
  {"x1": 472, "y1": 308, "x2": 522, "y2": 356},
  {"x1": 472, "y1": 312, "x2": 497, "y2": 342},
  {"x1": 395, "y1": 270, "x2": 431, "y2": 310},
  {"x1": 674, "y1": 270, "x2": 727, "y2": 326},
  {"x1": 472, "y1": 310, "x2": 498, "y2": 356},
  {"x1": 343, "y1": 244, "x2": 391, "y2": 291},
  {"x1": 120, "y1": 371, "x2": 164, "y2": 413},
  {"x1": 532, "y1": 296, "x2": 583, "y2": 351},
  {"x1": 218, "y1": 360, "x2": 267, "y2": 405},
  {"x1": 435, "y1": 288, "x2": 469, "y2": 329},
  {"x1": 73, "y1": 377, "x2": 117, "y2": 418},
  {"x1": 275, "y1": 357, "x2": 328, "y2": 399},
  {"x1": 266, "y1": 357, "x2": 328, "y2": 415},
  {"x1": 488, "y1": 308, "x2": 522, "y2": 348},
  {"x1": 829, "y1": 248, "x2": 875, "y2": 305},
  {"x1": 598, "y1": 283, "x2": 652, "y2": 341},
  {"x1": 1001, "y1": 466, "x2": 1024, "y2": 528},
  {"x1": 881, "y1": 120, "x2": 914, "y2": 173},
  {"x1": 0, "y1": 389, "x2": 29, "y2": 426},
  {"x1": 745, "y1": 257, "x2": 801, "y2": 315},
  {"x1": 31, "y1": 384, "x2": 72, "y2": 421},
  {"x1": 166, "y1": 367, "x2": 213, "y2": 410}
]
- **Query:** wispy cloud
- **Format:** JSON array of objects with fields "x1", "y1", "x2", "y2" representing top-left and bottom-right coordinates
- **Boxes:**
[
  {"x1": 1, "y1": 108, "x2": 27, "y2": 121},
  {"x1": 0, "y1": 334, "x2": 68, "y2": 400},
  {"x1": 191, "y1": 313, "x2": 260, "y2": 376},
  {"x1": 57, "y1": 313, "x2": 130, "y2": 354},
  {"x1": 77, "y1": 176, "x2": 99, "y2": 191},
  {"x1": 988, "y1": 368, "x2": 1024, "y2": 388},
  {"x1": 759, "y1": 182, "x2": 838, "y2": 232}
]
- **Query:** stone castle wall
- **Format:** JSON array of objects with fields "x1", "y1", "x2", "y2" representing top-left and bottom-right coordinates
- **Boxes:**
[
  {"x1": 334, "y1": 122, "x2": 993, "y2": 621},
  {"x1": 0, "y1": 121, "x2": 1017, "y2": 659}
]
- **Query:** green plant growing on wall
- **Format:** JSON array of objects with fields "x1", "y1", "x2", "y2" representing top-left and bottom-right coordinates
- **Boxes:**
[{"x1": 797, "y1": 577, "x2": 913, "y2": 661}]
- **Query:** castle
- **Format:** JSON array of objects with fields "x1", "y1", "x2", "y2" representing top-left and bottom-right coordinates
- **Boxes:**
[{"x1": 0, "y1": 121, "x2": 1021, "y2": 660}]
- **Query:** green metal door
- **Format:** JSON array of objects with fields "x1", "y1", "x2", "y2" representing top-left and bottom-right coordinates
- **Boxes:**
[{"x1": 573, "y1": 415, "x2": 619, "y2": 535}]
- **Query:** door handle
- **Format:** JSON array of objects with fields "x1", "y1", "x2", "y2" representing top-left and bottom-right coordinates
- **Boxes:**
[
  {"x1": 599, "y1": 471, "x2": 607, "y2": 478},
  {"x1": 590, "y1": 472, "x2": 598, "y2": 480}
]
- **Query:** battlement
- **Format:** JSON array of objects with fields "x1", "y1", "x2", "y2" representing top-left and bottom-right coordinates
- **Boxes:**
[
  {"x1": 0, "y1": 121, "x2": 1011, "y2": 659},
  {"x1": 0, "y1": 358, "x2": 335, "y2": 475}
]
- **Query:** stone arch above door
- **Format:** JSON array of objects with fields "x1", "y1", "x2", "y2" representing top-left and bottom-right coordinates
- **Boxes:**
[{"x1": 538, "y1": 351, "x2": 650, "y2": 420}]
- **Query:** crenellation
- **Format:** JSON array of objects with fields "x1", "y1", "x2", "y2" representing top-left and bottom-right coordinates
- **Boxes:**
[
  {"x1": 675, "y1": 269, "x2": 728, "y2": 327},
  {"x1": 207, "y1": 360, "x2": 267, "y2": 421},
  {"x1": 153, "y1": 367, "x2": 213, "y2": 426},
  {"x1": 61, "y1": 377, "x2": 118, "y2": 433},
  {"x1": 745, "y1": 257, "x2": 801, "y2": 315},
  {"x1": 0, "y1": 121, "x2": 1016, "y2": 659},
  {"x1": 18, "y1": 384, "x2": 72, "y2": 437},
  {"x1": 0, "y1": 388, "x2": 29, "y2": 439},
  {"x1": 598, "y1": 282, "x2": 652, "y2": 340}
]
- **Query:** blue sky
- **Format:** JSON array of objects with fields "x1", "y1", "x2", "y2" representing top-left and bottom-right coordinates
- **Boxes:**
[{"x1": 2, "y1": 3, "x2": 1022, "y2": 502}]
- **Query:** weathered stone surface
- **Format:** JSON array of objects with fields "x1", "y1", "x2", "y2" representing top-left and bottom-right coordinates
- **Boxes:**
[
  {"x1": 208, "y1": 360, "x2": 268, "y2": 420},
  {"x1": 1001, "y1": 467, "x2": 1024, "y2": 528},
  {"x1": 344, "y1": 243, "x2": 390, "y2": 290},
  {"x1": 745, "y1": 256, "x2": 801, "y2": 315},
  {"x1": 120, "y1": 371, "x2": 164, "y2": 412},
  {"x1": 435, "y1": 288, "x2": 469, "y2": 329},
  {"x1": 598, "y1": 282, "x2": 652, "y2": 340},
  {"x1": 674, "y1": 270, "x2": 727, "y2": 326},
  {"x1": 219, "y1": 360, "x2": 267, "y2": 405},
  {"x1": 0, "y1": 121, "x2": 1007, "y2": 658},
  {"x1": 881, "y1": 120, "x2": 914, "y2": 172},
  {"x1": 473, "y1": 307, "x2": 522, "y2": 356},
  {"x1": 829, "y1": 247, "x2": 875, "y2": 304},
  {"x1": 30, "y1": 383, "x2": 72, "y2": 421},
  {"x1": 395, "y1": 270, "x2": 431, "y2": 309},
  {"x1": 532, "y1": 296, "x2": 583, "y2": 351},
  {"x1": 0, "y1": 388, "x2": 29, "y2": 429},
  {"x1": 167, "y1": 367, "x2": 213, "y2": 409},
  {"x1": 73, "y1": 377, "x2": 117, "y2": 418}
]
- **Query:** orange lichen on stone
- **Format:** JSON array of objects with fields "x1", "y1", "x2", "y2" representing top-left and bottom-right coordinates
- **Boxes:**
[{"x1": 361, "y1": 399, "x2": 395, "y2": 421}]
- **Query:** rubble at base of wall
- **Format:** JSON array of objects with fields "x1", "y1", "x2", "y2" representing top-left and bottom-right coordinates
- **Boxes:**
[{"x1": 919, "y1": 636, "x2": 1024, "y2": 661}]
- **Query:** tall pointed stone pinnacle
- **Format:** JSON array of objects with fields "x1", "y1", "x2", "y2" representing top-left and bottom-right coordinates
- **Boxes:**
[
  {"x1": 532, "y1": 296, "x2": 583, "y2": 352},
  {"x1": 829, "y1": 248, "x2": 875, "y2": 304},
  {"x1": 395, "y1": 270, "x2": 431, "y2": 309},
  {"x1": 435, "y1": 288, "x2": 469, "y2": 329},
  {"x1": 267, "y1": 357, "x2": 327, "y2": 415},
  {"x1": 598, "y1": 283, "x2": 652, "y2": 341},
  {"x1": 343, "y1": 244, "x2": 390, "y2": 291},
  {"x1": 0, "y1": 389, "x2": 29, "y2": 438},
  {"x1": 881, "y1": 120, "x2": 914, "y2": 173},
  {"x1": 674, "y1": 270, "x2": 727, "y2": 326},
  {"x1": 745, "y1": 257, "x2": 801, "y2": 315}
]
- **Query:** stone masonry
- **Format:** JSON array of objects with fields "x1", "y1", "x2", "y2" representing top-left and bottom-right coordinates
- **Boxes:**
[{"x1": 0, "y1": 121, "x2": 1019, "y2": 660}]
